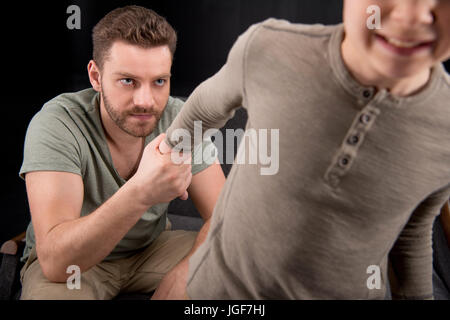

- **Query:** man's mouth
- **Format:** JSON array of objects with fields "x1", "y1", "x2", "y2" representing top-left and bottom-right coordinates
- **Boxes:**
[
  {"x1": 375, "y1": 34, "x2": 434, "y2": 55},
  {"x1": 130, "y1": 113, "x2": 154, "y2": 120}
]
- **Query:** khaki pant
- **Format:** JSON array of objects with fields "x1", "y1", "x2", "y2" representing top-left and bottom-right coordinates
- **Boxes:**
[{"x1": 20, "y1": 230, "x2": 197, "y2": 300}]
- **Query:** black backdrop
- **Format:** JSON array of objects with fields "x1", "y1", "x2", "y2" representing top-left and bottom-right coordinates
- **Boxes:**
[{"x1": 1, "y1": 1, "x2": 448, "y2": 245}]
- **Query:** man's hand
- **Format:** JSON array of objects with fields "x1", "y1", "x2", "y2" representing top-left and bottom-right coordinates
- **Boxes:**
[
  {"x1": 158, "y1": 136, "x2": 190, "y2": 200},
  {"x1": 129, "y1": 133, "x2": 192, "y2": 206},
  {"x1": 151, "y1": 257, "x2": 189, "y2": 300}
]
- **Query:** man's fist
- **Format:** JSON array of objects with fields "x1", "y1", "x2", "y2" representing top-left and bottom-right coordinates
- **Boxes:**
[{"x1": 129, "y1": 133, "x2": 192, "y2": 207}]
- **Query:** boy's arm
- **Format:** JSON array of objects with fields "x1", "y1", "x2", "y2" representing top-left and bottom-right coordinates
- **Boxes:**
[
  {"x1": 163, "y1": 24, "x2": 261, "y2": 149},
  {"x1": 153, "y1": 25, "x2": 262, "y2": 300},
  {"x1": 388, "y1": 186, "x2": 450, "y2": 300}
]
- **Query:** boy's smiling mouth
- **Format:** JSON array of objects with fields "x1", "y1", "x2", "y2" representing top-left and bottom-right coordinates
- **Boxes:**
[{"x1": 375, "y1": 33, "x2": 435, "y2": 56}]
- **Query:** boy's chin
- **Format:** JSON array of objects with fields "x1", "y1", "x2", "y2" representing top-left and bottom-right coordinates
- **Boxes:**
[{"x1": 374, "y1": 60, "x2": 432, "y2": 81}]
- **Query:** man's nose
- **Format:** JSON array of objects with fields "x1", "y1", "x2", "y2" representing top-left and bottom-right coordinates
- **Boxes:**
[
  {"x1": 133, "y1": 85, "x2": 155, "y2": 108},
  {"x1": 390, "y1": 0, "x2": 435, "y2": 28}
]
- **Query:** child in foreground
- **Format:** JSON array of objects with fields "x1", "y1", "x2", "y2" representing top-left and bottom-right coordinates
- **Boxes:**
[{"x1": 156, "y1": 0, "x2": 450, "y2": 299}]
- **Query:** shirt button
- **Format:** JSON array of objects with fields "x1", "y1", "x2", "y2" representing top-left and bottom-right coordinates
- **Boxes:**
[
  {"x1": 360, "y1": 113, "x2": 372, "y2": 125},
  {"x1": 347, "y1": 134, "x2": 360, "y2": 146},
  {"x1": 363, "y1": 90, "x2": 372, "y2": 98},
  {"x1": 338, "y1": 155, "x2": 351, "y2": 168}
]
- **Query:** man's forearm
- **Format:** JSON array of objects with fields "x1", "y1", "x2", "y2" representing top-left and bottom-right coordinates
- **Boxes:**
[{"x1": 40, "y1": 179, "x2": 149, "y2": 282}]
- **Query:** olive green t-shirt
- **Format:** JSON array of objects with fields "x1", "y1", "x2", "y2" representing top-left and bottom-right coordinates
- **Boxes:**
[{"x1": 19, "y1": 88, "x2": 216, "y2": 262}]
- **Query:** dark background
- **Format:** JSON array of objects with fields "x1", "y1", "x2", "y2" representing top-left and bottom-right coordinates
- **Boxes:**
[{"x1": 1, "y1": 1, "x2": 448, "y2": 245}]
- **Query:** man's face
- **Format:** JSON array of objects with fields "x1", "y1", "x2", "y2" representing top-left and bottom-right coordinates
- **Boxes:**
[
  {"x1": 343, "y1": 0, "x2": 450, "y2": 79},
  {"x1": 99, "y1": 41, "x2": 172, "y2": 138}
]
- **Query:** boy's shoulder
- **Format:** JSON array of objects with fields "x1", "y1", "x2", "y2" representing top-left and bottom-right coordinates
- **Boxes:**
[{"x1": 258, "y1": 18, "x2": 338, "y2": 38}]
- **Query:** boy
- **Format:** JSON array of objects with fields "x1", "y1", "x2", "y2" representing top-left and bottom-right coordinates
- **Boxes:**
[{"x1": 157, "y1": 0, "x2": 450, "y2": 299}]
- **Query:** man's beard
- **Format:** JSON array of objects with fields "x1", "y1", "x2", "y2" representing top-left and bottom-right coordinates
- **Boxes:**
[{"x1": 101, "y1": 88, "x2": 162, "y2": 138}]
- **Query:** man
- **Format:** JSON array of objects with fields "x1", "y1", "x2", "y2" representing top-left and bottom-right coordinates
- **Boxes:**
[
  {"x1": 19, "y1": 5, "x2": 225, "y2": 299},
  {"x1": 160, "y1": 0, "x2": 450, "y2": 299}
]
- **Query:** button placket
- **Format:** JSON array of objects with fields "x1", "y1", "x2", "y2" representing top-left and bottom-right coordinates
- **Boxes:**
[{"x1": 324, "y1": 105, "x2": 380, "y2": 188}]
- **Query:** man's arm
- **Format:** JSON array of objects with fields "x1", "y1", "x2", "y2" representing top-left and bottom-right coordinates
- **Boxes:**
[
  {"x1": 27, "y1": 134, "x2": 192, "y2": 283},
  {"x1": 151, "y1": 160, "x2": 225, "y2": 299},
  {"x1": 26, "y1": 171, "x2": 148, "y2": 282},
  {"x1": 185, "y1": 160, "x2": 225, "y2": 251}
]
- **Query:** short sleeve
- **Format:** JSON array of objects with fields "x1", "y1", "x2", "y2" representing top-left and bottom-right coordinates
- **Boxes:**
[
  {"x1": 19, "y1": 105, "x2": 83, "y2": 179},
  {"x1": 191, "y1": 136, "x2": 218, "y2": 175}
]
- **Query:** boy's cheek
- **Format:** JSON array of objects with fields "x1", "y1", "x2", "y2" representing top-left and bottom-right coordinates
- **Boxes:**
[{"x1": 437, "y1": 40, "x2": 450, "y2": 63}]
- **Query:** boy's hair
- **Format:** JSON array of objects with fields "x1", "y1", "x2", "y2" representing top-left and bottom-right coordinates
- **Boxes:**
[{"x1": 92, "y1": 5, "x2": 177, "y2": 70}]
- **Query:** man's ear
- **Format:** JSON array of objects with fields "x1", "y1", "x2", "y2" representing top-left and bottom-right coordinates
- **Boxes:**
[{"x1": 87, "y1": 60, "x2": 102, "y2": 92}]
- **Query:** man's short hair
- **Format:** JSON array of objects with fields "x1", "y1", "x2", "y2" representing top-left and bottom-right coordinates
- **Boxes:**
[{"x1": 92, "y1": 5, "x2": 177, "y2": 70}]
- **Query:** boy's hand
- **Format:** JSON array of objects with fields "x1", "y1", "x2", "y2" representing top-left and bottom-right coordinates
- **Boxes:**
[{"x1": 158, "y1": 138, "x2": 172, "y2": 154}]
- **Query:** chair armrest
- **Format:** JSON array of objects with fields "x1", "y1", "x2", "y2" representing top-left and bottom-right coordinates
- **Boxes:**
[
  {"x1": 0, "y1": 231, "x2": 26, "y2": 300},
  {"x1": 1, "y1": 231, "x2": 26, "y2": 256}
]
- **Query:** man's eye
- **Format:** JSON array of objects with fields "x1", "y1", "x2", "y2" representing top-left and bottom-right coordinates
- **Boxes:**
[
  {"x1": 120, "y1": 78, "x2": 134, "y2": 86},
  {"x1": 155, "y1": 79, "x2": 166, "y2": 87}
]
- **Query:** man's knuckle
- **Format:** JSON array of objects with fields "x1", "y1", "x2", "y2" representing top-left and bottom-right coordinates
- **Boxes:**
[
  {"x1": 168, "y1": 173, "x2": 177, "y2": 183},
  {"x1": 161, "y1": 161, "x2": 171, "y2": 172}
]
